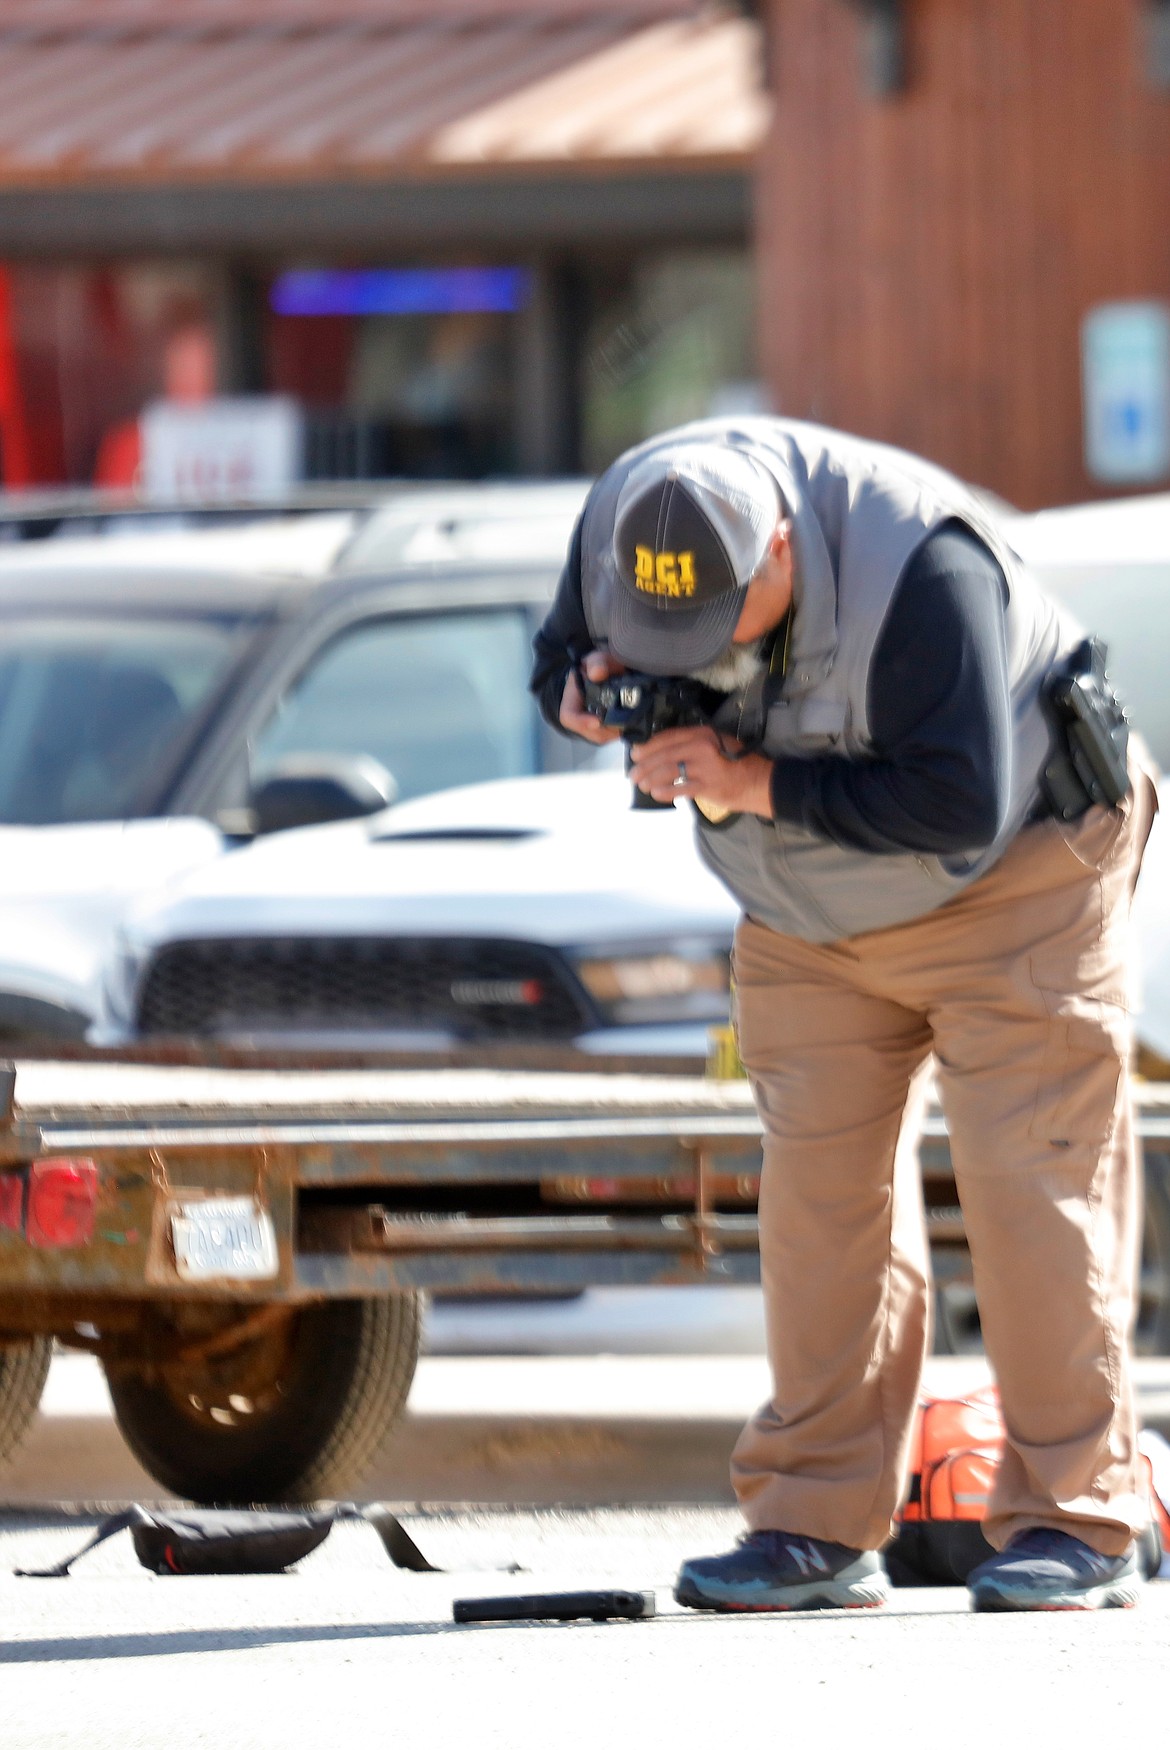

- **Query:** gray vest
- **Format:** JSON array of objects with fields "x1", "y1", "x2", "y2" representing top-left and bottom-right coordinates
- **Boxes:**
[{"x1": 580, "y1": 416, "x2": 1079, "y2": 942}]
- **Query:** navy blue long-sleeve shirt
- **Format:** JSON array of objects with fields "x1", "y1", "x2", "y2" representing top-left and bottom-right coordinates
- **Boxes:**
[{"x1": 530, "y1": 518, "x2": 1013, "y2": 858}]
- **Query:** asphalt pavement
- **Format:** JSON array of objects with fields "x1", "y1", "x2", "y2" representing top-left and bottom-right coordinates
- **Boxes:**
[
  {"x1": 0, "y1": 1508, "x2": 1167, "y2": 1750},
  {"x1": 2, "y1": 1289, "x2": 1168, "y2": 1749}
]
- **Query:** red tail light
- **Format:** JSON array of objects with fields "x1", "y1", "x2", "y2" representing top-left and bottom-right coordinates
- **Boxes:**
[
  {"x1": 27, "y1": 1158, "x2": 98, "y2": 1249},
  {"x1": 0, "y1": 1172, "x2": 22, "y2": 1233}
]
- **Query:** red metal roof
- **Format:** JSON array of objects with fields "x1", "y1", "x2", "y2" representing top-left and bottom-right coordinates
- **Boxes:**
[
  {"x1": 0, "y1": 3, "x2": 719, "y2": 35},
  {"x1": 0, "y1": 4, "x2": 765, "y2": 184}
]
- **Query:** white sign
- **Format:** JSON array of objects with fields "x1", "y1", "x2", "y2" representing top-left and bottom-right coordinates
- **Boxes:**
[
  {"x1": 141, "y1": 396, "x2": 303, "y2": 503},
  {"x1": 1082, "y1": 301, "x2": 1170, "y2": 484}
]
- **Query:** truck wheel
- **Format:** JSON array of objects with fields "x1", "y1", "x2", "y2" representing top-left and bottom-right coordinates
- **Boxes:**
[
  {"x1": 103, "y1": 1294, "x2": 422, "y2": 1505},
  {"x1": 0, "y1": 1336, "x2": 52, "y2": 1469}
]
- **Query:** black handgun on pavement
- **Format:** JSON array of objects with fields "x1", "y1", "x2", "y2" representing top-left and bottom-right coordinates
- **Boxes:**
[{"x1": 453, "y1": 1588, "x2": 656, "y2": 1624}]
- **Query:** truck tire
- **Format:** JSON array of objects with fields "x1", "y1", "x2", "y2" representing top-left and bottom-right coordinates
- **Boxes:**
[
  {"x1": 103, "y1": 1294, "x2": 422, "y2": 1505},
  {"x1": 0, "y1": 1336, "x2": 52, "y2": 1470}
]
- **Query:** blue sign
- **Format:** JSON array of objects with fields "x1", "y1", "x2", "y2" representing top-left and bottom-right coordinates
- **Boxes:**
[
  {"x1": 270, "y1": 267, "x2": 532, "y2": 319},
  {"x1": 1082, "y1": 301, "x2": 1170, "y2": 484}
]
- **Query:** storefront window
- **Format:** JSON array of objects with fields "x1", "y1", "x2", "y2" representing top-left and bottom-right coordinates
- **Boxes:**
[
  {"x1": 0, "y1": 262, "x2": 220, "y2": 488},
  {"x1": 580, "y1": 250, "x2": 760, "y2": 474},
  {"x1": 0, "y1": 248, "x2": 760, "y2": 490},
  {"x1": 265, "y1": 264, "x2": 527, "y2": 479}
]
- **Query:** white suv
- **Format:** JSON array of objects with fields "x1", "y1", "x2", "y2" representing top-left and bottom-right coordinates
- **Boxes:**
[
  {"x1": 0, "y1": 484, "x2": 595, "y2": 1044},
  {"x1": 98, "y1": 771, "x2": 736, "y2": 1058}
]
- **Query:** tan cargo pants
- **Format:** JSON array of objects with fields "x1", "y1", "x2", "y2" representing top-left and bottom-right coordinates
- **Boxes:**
[{"x1": 730, "y1": 762, "x2": 1158, "y2": 1557}]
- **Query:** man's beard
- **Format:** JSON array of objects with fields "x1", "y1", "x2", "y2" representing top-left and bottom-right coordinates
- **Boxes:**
[{"x1": 689, "y1": 636, "x2": 768, "y2": 695}]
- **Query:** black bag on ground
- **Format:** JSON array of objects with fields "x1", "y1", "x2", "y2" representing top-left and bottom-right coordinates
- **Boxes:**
[
  {"x1": 15, "y1": 1503, "x2": 442, "y2": 1578},
  {"x1": 884, "y1": 1520, "x2": 995, "y2": 1588}
]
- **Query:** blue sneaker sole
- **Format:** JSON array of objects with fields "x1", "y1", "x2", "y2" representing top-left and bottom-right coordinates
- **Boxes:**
[
  {"x1": 674, "y1": 1572, "x2": 890, "y2": 1614},
  {"x1": 970, "y1": 1573, "x2": 1143, "y2": 1613}
]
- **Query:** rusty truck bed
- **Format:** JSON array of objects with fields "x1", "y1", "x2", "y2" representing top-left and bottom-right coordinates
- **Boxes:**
[
  {"x1": 2, "y1": 1059, "x2": 1168, "y2": 1306},
  {"x1": 0, "y1": 1060, "x2": 765, "y2": 1305}
]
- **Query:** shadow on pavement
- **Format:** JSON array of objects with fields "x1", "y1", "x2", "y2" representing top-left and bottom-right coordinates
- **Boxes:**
[{"x1": 0, "y1": 1621, "x2": 460, "y2": 1663}]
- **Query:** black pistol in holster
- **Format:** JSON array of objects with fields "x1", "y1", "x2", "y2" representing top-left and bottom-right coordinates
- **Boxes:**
[{"x1": 1041, "y1": 636, "x2": 1131, "y2": 821}]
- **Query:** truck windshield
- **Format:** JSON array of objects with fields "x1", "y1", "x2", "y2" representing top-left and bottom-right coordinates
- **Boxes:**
[
  {"x1": 0, "y1": 614, "x2": 250, "y2": 824},
  {"x1": 253, "y1": 606, "x2": 540, "y2": 804}
]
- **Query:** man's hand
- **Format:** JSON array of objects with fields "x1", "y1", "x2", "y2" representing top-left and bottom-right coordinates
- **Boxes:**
[
  {"x1": 628, "y1": 726, "x2": 774, "y2": 818},
  {"x1": 559, "y1": 650, "x2": 625, "y2": 745}
]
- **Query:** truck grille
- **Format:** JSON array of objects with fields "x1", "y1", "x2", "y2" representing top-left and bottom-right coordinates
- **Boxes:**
[{"x1": 136, "y1": 937, "x2": 595, "y2": 1041}]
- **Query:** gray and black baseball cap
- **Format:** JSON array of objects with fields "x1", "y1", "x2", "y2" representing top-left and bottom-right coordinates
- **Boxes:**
[{"x1": 609, "y1": 443, "x2": 782, "y2": 674}]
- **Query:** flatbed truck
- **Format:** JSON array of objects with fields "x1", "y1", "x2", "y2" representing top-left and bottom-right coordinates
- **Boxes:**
[{"x1": 0, "y1": 1058, "x2": 1166, "y2": 1504}]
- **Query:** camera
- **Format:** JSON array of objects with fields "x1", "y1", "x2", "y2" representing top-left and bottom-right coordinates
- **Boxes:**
[{"x1": 577, "y1": 667, "x2": 714, "y2": 810}]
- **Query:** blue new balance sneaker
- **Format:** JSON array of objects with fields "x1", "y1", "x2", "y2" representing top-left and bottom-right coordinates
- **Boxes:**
[
  {"x1": 674, "y1": 1531, "x2": 889, "y2": 1613},
  {"x1": 968, "y1": 1528, "x2": 1143, "y2": 1612}
]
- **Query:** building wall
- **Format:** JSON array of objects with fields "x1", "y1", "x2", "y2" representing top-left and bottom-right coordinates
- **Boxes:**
[{"x1": 758, "y1": 0, "x2": 1170, "y2": 508}]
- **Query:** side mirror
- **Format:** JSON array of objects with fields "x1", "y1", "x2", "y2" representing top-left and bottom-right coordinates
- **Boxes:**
[{"x1": 248, "y1": 754, "x2": 398, "y2": 835}]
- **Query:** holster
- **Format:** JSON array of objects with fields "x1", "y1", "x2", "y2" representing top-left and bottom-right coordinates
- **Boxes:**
[{"x1": 1040, "y1": 637, "x2": 1131, "y2": 822}]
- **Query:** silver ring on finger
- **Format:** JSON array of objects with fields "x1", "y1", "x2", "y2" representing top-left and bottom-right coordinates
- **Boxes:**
[{"x1": 673, "y1": 761, "x2": 688, "y2": 789}]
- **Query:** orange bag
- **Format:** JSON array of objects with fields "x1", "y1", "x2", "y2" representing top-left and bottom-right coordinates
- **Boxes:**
[
  {"x1": 1140, "y1": 1448, "x2": 1170, "y2": 1561},
  {"x1": 887, "y1": 1387, "x2": 1166, "y2": 1586},
  {"x1": 886, "y1": 1388, "x2": 1002, "y2": 1585}
]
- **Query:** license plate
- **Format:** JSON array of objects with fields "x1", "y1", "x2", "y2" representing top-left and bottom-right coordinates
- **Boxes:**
[{"x1": 170, "y1": 1196, "x2": 279, "y2": 1282}]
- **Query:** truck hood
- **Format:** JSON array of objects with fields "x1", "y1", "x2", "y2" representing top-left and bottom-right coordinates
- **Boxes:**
[
  {"x1": 121, "y1": 774, "x2": 740, "y2": 952},
  {"x1": 0, "y1": 818, "x2": 223, "y2": 1020}
]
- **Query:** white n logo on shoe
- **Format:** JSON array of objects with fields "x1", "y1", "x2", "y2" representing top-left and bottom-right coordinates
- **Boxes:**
[{"x1": 786, "y1": 1542, "x2": 829, "y2": 1576}]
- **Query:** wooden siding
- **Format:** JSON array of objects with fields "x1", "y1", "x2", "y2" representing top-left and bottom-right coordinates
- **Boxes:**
[{"x1": 757, "y1": 0, "x2": 1170, "y2": 508}]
